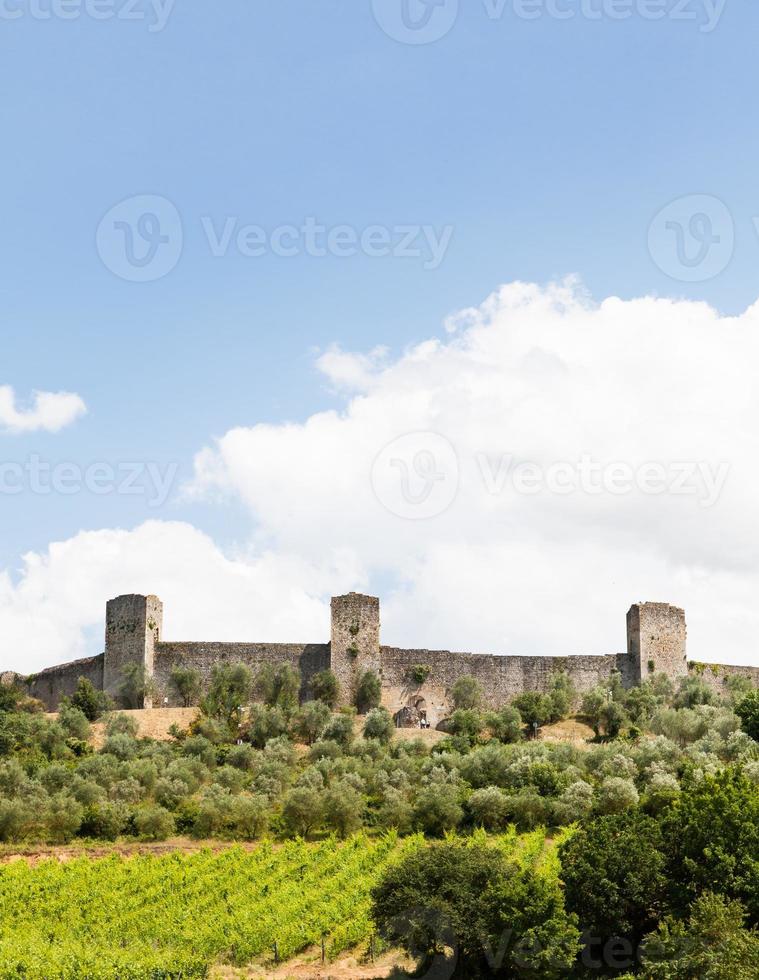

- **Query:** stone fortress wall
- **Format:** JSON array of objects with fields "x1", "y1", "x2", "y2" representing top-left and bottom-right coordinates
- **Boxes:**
[{"x1": 17, "y1": 591, "x2": 759, "y2": 718}]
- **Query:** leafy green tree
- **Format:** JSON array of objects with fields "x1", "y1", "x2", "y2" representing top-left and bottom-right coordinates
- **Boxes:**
[
  {"x1": 245, "y1": 704, "x2": 289, "y2": 749},
  {"x1": 323, "y1": 712, "x2": 355, "y2": 747},
  {"x1": 512, "y1": 691, "x2": 553, "y2": 730},
  {"x1": 201, "y1": 662, "x2": 253, "y2": 729},
  {"x1": 133, "y1": 804, "x2": 175, "y2": 841},
  {"x1": 255, "y1": 663, "x2": 301, "y2": 714},
  {"x1": 413, "y1": 782, "x2": 463, "y2": 836},
  {"x1": 639, "y1": 893, "x2": 759, "y2": 980},
  {"x1": 363, "y1": 706, "x2": 395, "y2": 743},
  {"x1": 448, "y1": 708, "x2": 483, "y2": 744},
  {"x1": 484, "y1": 705, "x2": 522, "y2": 744},
  {"x1": 58, "y1": 705, "x2": 90, "y2": 741},
  {"x1": 323, "y1": 780, "x2": 365, "y2": 837},
  {"x1": 44, "y1": 793, "x2": 84, "y2": 843},
  {"x1": 281, "y1": 786, "x2": 323, "y2": 838},
  {"x1": 660, "y1": 767, "x2": 759, "y2": 921},
  {"x1": 548, "y1": 671, "x2": 577, "y2": 721},
  {"x1": 674, "y1": 675, "x2": 717, "y2": 709},
  {"x1": 118, "y1": 663, "x2": 156, "y2": 710},
  {"x1": 169, "y1": 667, "x2": 202, "y2": 707},
  {"x1": 65, "y1": 677, "x2": 112, "y2": 721},
  {"x1": 736, "y1": 690, "x2": 759, "y2": 742},
  {"x1": 451, "y1": 675, "x2": 483, "y2": 711},
  {"x1": 291, "y1": 700, "x2": 331, "y2": 745},
  {"x1": 467, "y1": 786, "x2": 510, "y2": 830},
  {"x1": 372, "y1": 841, "x2": 580, "y2": 979},
  {"x1": 355, "y1": 670, "x2": 382, "y2": 714},
  {"x1": 310, "y1": 669, "x2": 340, "y2": 708},
  {"x1": 559, "y1": 809, "x2": 668, "y2": 945},
  {"x1": 596, "y1": 776, "x2": 639, "y2": 815}
]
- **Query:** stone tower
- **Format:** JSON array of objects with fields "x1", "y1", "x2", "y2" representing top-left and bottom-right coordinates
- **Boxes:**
[
  {"x1": 103, "y1": 594, "x2": 163, "y2": 707},
  {"x1": 627, "y1": 602, "x2": 687, "y2": 685},
  {"x1": 330, "y1": 592, "x2": 380, "y2": 706}
]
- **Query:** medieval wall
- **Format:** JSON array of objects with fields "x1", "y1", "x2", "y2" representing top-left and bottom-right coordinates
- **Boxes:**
[
  {"x1": 379, "y1": 646, "x2": 636, "y2": 722},
  {"x1": 25, "y1": 653, "x2": 104, "y2": 710},
  {"x1": 688, "y1": 661, "x2": 759, "y2": 696},
  {"x1": 153, "y1": 642, "x2": 330, "y2": 706}
]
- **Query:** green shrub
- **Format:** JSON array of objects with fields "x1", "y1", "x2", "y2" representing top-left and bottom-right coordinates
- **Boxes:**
[
  {"x1": 309, "y1": 669, "x2": 340, "y2": 708},
  {"x1": 355, "y1": 671, "x2": 381, "y2": 714},
  {"x1": 133, "y1": 804, "x2": 175, "y2": 841}
]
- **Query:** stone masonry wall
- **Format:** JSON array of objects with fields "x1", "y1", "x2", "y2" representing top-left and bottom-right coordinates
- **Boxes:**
[
  {"x1": 25, "y1": 653, "x2": 104, "y2": 711},
  {"x1": 153, "y1": 642, "x2": 330, "y2": 706},
  {"x1": 688, "y1": 661, "x2": 759, "y2": 696},
  {"x1": 379, "y1": 646, "x2": 635, "y2": 722}
]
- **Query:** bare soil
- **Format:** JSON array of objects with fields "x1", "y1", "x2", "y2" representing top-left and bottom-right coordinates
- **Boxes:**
[{"x1": 212, "y1": 948, "x2": 415, "y2": 980}]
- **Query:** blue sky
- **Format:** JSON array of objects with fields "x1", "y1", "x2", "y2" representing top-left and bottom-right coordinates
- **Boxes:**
[{"x1": 3, "y1": 1, "x2": 759, "y2": 669}]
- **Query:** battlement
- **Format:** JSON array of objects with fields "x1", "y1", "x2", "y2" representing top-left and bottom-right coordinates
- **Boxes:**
[{"x1": 17, "y1": 591, "x2": 759, "y2": 713}]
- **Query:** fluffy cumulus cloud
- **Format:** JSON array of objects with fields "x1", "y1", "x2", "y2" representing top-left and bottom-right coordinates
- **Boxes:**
[
  {"x1": 0, "y1": 386, "x2": 87, "y2": 434},
  {"x1": 3, "y1": 280, "x2": 759, "y2": 671}
]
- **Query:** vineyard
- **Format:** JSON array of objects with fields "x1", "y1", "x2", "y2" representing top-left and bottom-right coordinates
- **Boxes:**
[{"x1": 0, "y1": 829, "x2": 564, "y2": 979}]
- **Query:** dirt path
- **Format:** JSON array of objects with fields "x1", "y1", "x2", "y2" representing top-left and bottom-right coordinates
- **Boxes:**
[{"x1": 212, "y1": 948, "x2": 415, "y2": 980}]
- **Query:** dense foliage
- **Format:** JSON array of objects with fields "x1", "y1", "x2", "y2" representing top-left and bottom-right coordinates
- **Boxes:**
[{"x1": 0, "y1": 664, "x2": 756, "y2": 976}]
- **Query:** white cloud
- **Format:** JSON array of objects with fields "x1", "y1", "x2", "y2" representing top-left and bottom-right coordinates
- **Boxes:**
[
  {"x1": 188, "y1": 280, "x2": 759, "y2": 667},
  {"x1": 0, "y1": 386, "x2": 87, "y2": 434},
  {"x1": 3, "y1": 280, "x2": 759, "y2": 671}
]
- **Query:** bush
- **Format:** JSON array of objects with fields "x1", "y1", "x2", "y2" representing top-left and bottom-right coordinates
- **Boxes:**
[
  {"x1": 512, "y1": 691, "x2": 553, "y2": 730},
  {"x1": 484, "y1": 705, "x2": 522, "y2": 744},
  {"x1": 133, "y1": 804, "x2": 175, "y2": 841},
  {"x1": 355, "y1": 671, "x2": 381, "y2": 714},
  {"x1": 58, "y1": 705, "x2": 90, "y2": 741},
  {"x1": 413, "y1": 782, "x2": 463, "y2": 836},
  {"x1": 639, "y1": 892, "x2": 759, "y2": 979},
  {"x1": 228, "y1": 795, "x2": 269, "y2": 839},
  {"x1": 467, "y1": 786, "x2": 510, "y2": 830},
  {"x1": 66, "y1": 677, "x2": 111, "y2": 721},
  {"x1": 280, "y1": 787, "x2": 323, "y2": 838},
  {"x1": 559, "y1": 809, "x2": 667, "y2": 945},
  {"x1": 323, "y1": 712, "x2": 355, "y2": 748},
  {"x1": 255, "y1": 663, "x2": 301, "y2": 714},
  {"x1": 736, "y1": 690, "x2": 759, "y2": 742},
  {"x1": 408, "y1": 664, "x2": 431, "y2": 685},
  {"x1": 105, "y1": 713, "x2": 139, "y2": 738},
  {"x1": 119, "y1": 663, "x2": 156, "y2": 710},
  {"x1": 323, "y1": 781, "x2": 365, "y2": 837},
  {"x1": 80, "y1": 801, "x2": 129, "y2": 841},
  {"x1": 291, "y1": 701, "x2": 331, "y2": 745},
  {"x1": 371, "y1": 841, "x2": 580, "y2": 979},
  {"x1": 596, "y1": 776, "x2": 639, "y2": 815},
  {"x1": 246, "y1": 704, "x2": 289, "y2": 749},
  {"x1": 660, "y1": 767, "x2": 759, "y2": 921},
  {"x1": 44, "y1": 793, "x2": 84, "y2": 843},
  {"x1": 363, "y1": 707, "x2": 395, "y2": 743},
  {"x1": 309, "y1": 669, "x2": 340, "y2": 709},
  {"x1": 201, "y1": 662, "x2": 253, "y2": 729},
  {"x1": 169, "y1": 667, "x2": 202, "y2": 707},
  {"x1": 447, "y1": 709, "x2": 483, "y2": 743},
  {"x1": 451, "y1": 676, "x2": 482, "y2": 711},
  {"x1": 673, "y1": 675, "x2": 717, "y2": 709}
]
